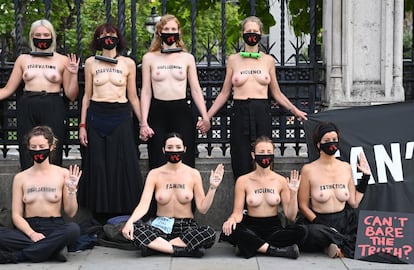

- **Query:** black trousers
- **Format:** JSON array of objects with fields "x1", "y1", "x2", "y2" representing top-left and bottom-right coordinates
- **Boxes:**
[
  {"x1": 230, "y1": 99, "x2": 272, "y2": 180},
  {"x1": 226, "y1": 215, "x2": 306, "y2": 259},
  {"x1": 147, "y1": 98, "x2": 196, "y2": 169},
  {"x1": 297, "y1": 206, "x2": 358, "y2": 258},
  {"x1": 17, "y1": 91, "x2": 67, "y2": 170},
  {"x1": 0, "y1": 217, "x2": 80, "y2": 262}
]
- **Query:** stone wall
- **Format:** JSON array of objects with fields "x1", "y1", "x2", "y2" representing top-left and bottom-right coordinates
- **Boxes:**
[{"x1": 0, "y1": 157, "x2": 307, "y2": 230}]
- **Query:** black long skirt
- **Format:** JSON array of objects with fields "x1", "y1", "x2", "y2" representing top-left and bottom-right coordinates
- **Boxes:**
[{"x1": 78, "y1": 101, "x2": 143, "y2": 214}]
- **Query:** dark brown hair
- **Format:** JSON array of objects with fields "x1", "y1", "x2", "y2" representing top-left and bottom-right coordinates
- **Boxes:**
[{"x1": 312, "y1": 122, "x2": 339, "y2": 149}]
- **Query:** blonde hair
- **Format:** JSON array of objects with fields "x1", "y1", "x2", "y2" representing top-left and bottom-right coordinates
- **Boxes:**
[
  {"x1": 148, "y1": 14, "x2": 186, "y2": 52},
  {"x1": 241, "y1": 16, "x2": 263, "y2": 34},
  {"x1": 29, "y1": 19, "x2": 57, "y2": 52}
]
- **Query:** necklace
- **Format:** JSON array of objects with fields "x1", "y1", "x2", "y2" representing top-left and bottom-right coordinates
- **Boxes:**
[
  {"x1": 95, "y1": 54, "x2": 118, "y2": 64},
  {"x1": 240, "y1": 51, "x2": 261, "y2": 59}
]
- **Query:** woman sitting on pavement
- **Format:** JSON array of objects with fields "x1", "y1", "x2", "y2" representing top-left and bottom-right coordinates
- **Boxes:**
[
  {"x1": 221, "y1": 136, "x2": 306, "y2": 259},
  {"x1": 297, "y1": 122, "x2": 371, "y2": 258},
  {"x1": 0, "y1": 126, "x2": 81, "y2": 264},
  {"x1": 122, "y1": 132, "x2": 224, "y2": 257}
]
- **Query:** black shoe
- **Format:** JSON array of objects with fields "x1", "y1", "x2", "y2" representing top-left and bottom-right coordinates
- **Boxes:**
[
  {"x1": 172, "y1": 246, "x2": 204, "y2": 258},
  {"x1": 140, "y1": 246, "x2": 163, "y2": 257},
  {"x1": 266, "y1": 244, "x2": 300, "y2": 259},
  {"x1": 51, "y1": 250, "x2": 67, "y2": 262},
  {"x1": 0, "y1": 249, "x2": 18, "y2": 264}
]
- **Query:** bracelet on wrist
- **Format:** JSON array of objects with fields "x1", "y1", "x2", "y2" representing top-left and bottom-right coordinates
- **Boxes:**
[
  {"x1": 356, "y1": 174, "x2": 370, "y2": 193},
  {"x1": 79, "y1": 123, "x2": 86, "y2": 128},
  {"x1": 68, "y1": 189, "x2": 77, "y2": 195}
]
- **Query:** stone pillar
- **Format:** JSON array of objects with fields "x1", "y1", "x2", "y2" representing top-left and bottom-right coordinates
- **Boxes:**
[{"x1": 323, "y1": 0, "x2": 405, "y2": 109}]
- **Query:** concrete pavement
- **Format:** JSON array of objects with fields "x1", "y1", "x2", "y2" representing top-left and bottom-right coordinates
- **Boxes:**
[{"x1": 1, "y1": 238, "x2": 412, "y2": 270}]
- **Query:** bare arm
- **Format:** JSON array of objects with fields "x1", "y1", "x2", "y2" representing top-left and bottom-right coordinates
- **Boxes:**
[
  {"x1": 62, "y1": 165, "x2": 81, "y2": 218},
  {"x1": 186, "y1": 54, "x2": 210, "y2": 133},
  {"x1": 193, "y1": 164, "x2": 224, "y2": 214},
  {"x1": 62, "y1": 53, "x2": 80, "y2": 101},
  {"x1": 139, "y1": 53, "x2": 155, "y2": 140},
  {"x1": 282, "y1": 170, "x2": 300, "y2": 222},
  {"x1": 0, "y1": 55, "x2": 24, "y2": 100},
  {"x1": 122, "y1": 170, "x2": 157, "y2": 240},
  {"x1": 11, "y1": 173, "x2": 36, "y2": 238},
  {"x1": 125, "y1": 58, "x2": 142, "y2": 123},
  {"x1": 222, "y1": 176, "x2": 246, "y2": 236},
  {"x1": 298, "y1": 165, "x2": 316, "y2": 222},
  {"x1": 79, "y1": 58, "x2": 93, "y2": 147},
  {"x1": 207, "y1": 56, "x2": 234, "y2": 119},
  {"x1": 267, "y1": 57, "x2": 308, "y2": 121}
]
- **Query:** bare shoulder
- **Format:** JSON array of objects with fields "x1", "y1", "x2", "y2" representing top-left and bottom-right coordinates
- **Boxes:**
[
  {"x1": 119, "y1": 55, "x2": 134, "y2": 64},
  {"x1": 54, "y1": 52, "x2": 69, "y2": 61},
  {"x1": 13, "y1": 170, "x2": 26, "y2": 185},
  {"x1": 142, "y1": 51, "x2": 157, "y2": 61},
  {"x1": 337, "y1": 159, "x2": 352, "y2": 170},
  {"x1": 119, "y1": 56, "x2": 136, "y2": 68},
  {"x1": 16, "y1": 53, "x2": 29, "y2": 61},
  {"x1": 181, "y1": 52, "x2": 196, "y2": 63},
  {"x1": 272, "y1": 171, "x2": 286, "y2": 181},
  {"x1": 236, "y1": 173, "x2": 250, "y2": 186},
  {"x1": 262, "y1": 53, "x2": 275, "y2": 66},
  {"x1": 227, "y1": 53, "x2": 239, "y2": 64},
  {"x1": 301, "y1": 161, "x2": 319, "y2": 176},
  {"x1": 52, "y1": 164, "x2": 69, "y2": 178},
  {"x1": 84, "y1": 56, "x2": 95, "y2": 65}
]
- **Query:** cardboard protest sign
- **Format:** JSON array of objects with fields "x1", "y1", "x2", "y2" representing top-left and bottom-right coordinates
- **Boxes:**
[{"x1": 355, "y1": 210, "x2": 414, "y2": 264}]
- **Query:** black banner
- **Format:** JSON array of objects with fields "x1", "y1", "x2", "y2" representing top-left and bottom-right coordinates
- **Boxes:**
[
  {"x1": 304, "y1": 101, "x2": 414, "y2": 213},
  {"x1": 355, "y1": 210, "x2": 414, "y2": 264}
]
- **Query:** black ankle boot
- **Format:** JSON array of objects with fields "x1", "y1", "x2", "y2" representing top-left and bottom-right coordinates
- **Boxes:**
[
  {"x1": 266, "y1": 244, "x2": 299, "y2": 259},
  {"x1": 141, "y1": 246, "x2": 164, "y2": 257},
  {"x1": 172, "y1": 246, "x2": 204, "y2": 258}
]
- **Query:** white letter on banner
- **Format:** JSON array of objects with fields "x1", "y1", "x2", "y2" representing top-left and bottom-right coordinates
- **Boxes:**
[
  {"x1": 405, "y1": 142, "x2": 414, "y2": 159},
  {"x1": 350, "y1": 147, "x2": 374, "y2": 185},
  {"x1": 374, "y1": 143, "x2": 404, "y2": 183}
]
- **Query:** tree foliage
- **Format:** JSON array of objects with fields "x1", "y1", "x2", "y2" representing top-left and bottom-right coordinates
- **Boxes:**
[
  {"x1": 287, "y1": 0, "x2": 322, "y2": 37},
  {"x1": 0, "y1": 0, "x2": 279, "y2": 62}
]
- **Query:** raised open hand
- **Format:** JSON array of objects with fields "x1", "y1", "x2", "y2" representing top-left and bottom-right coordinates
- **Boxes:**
[
  {"x1": 357, "y1": 152, "x2": 371, "y2": 175},
  {"x1": 287, "y1": 169, "x2": 301, "y2": 192},
  {"x1": 209, "y1": 163, "x2": 224, "y2": 189},
  {"x1": 66, "y1": 53, "x2": 80, "y2": 74},
  {"x1": 66, "y1": 164, "x2": 82, "y2": 194}
]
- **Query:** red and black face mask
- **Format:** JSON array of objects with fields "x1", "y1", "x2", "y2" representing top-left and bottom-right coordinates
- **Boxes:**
[
  {"x1": 164, "y1": 151, "x2": 184, "y2": 164},
  {"x1": 254, "y1": 154, "x2": 274, "y2": 168},
  {"x1": 160, "y1": 33, "x2": 179, "y2": 46},
  {"x1": 319, "y1": 142, "x2": 339, "y2": 156},
  {"x1": 33, "y1": 38, "x2": 53, "y2": 50},
  {"x1": 243, "y1": 33, "x2": 261, "y2": 46},
  {"x1": 97, "y1": 36, "x2": 119, "y2": 50},
  {"x1": 29, "y1": 149, "x2": 50, "y2": 163}
]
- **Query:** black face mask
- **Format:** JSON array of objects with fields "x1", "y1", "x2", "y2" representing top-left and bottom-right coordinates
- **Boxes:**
[
  {"x1": 319, "y1": 142, "x2": 339, "y2": 156},
  {"x1": 243, "y1": 33, "x2": 261, "y2": 46},
  {"x1": 164, "y1": 151, "x2": 185, "y2": 164},
  {"x1": 98, "y1": 36, "x2": 119, "y2": 50},
  {"x1": 33, "y1": 38, "x2": 53, "y2": 50},
  {"x1": 160, "y1": 33, "x2": 179, "y2": 46},
  {"x1": 28, "y1": 149, "x2": 50, "y2": 164},
  {"x1": 254, "y1": 154, "x2": 274, "y2": 169}
]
